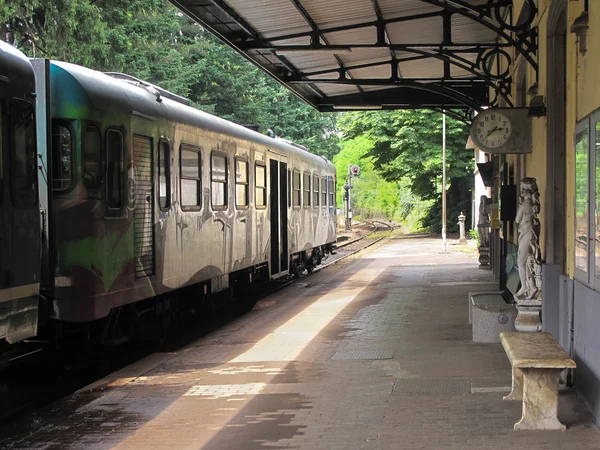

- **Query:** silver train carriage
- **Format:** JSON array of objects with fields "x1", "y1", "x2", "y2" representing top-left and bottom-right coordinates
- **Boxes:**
[
  {"x1": 0, "y1": 43, "x2": 41, "y2": 347},
  {"x1": 27, "y1": 57, "x2": 336, "y2": 332}
]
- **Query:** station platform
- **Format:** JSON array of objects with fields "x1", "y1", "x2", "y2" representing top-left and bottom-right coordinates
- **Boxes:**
[{"x1": 2, "y1": 235, "x2": 600, "y2": 449}]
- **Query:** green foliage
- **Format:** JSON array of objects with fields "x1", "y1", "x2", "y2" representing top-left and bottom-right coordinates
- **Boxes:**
[
  {"x1": 1, "y1": 0, "x2": 339, "y2": 159},
  {"x1": 338, "y1": 110, "x2": 473, "y2": 232},
  {"x1": 469, "y1": 229, "x2": 479, "y2": 245},
  {"x1": 333, "y1": 136, "x2": 422, "y2": 224}
]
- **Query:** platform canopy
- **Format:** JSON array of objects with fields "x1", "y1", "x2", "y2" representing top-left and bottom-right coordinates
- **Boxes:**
[{"x1": 169, "y1": 0, "x2": 537, "y2": 121}]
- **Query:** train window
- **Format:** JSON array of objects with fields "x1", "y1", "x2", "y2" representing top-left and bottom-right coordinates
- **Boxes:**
[
  {"x1": 292, "y1": 169, "x2": 301, "y2": 208},
  {"x1": 255, "y1": 162, "x2": 266, "y2": 209},
  {"x1": 235, "y1": 158, "x2": 248, "y2": 208},
  {"x1": 10, "y1": 99, "x2": 37, "y2": 207},
  {"x1": 313, "y1": 174, "x2": 319, "y2": 207},
  {"x1": 303, "y1": 172, "x2": 311, "y2": 207},
  {"x1": 52, "y1": 121, "x2": 73, "y2": 191},
  {"x1": 180, "y1": 144, "x2": 201, "y2": 210},
  {"x1": 328, "y1": 177, "x2": 335, "y2": 209},
  {"x1": 211, "y1": 151, "x2": 227, "y2": 209},
  {"x1": 106, "y1": 129, "x2": 123, "y2": 210},
  {"x1": 288, "y1": 169, "x2": 291, "y2": 208},
  {"x1": 83, "y1": 125, "x2": 101, "y2": 191},
  {"x1": 321, "y1": 176, "x2": 327, "y2": 207},
  {"x1": 158, "y1": 141, "x2": 171, "y2": 209}
]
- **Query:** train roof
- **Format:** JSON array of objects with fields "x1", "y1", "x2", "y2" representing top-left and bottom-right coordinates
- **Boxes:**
[
  {"x1": 0, "y1": 42, "x2": 35, "y2": 91},
  {"x1": 47, "y1": 60, "x2": 334, "y2": 171}
]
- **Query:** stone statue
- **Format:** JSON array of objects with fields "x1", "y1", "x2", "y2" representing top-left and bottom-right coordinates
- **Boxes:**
[
  {"x1": 477, "y1": 195, "x2": 490, "y2": 247},
  {"x1": 514, "y1": 177, "x2": 542, "y2": 300}
]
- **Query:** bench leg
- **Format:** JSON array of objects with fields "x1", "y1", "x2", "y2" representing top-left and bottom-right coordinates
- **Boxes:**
[
  {"x1": 504, "y1": 367, "x2": 523, "y2": 401},
  {"x1": 514, "y1": 368, "x2": 566, "y2": 431}
]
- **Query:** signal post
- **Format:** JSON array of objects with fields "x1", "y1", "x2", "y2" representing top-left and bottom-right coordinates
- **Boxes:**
[{"x1": 345, "y1": 164, "x2": 360, "y2": 231}]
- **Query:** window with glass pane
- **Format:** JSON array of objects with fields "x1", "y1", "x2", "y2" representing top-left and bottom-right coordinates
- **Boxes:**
[
  {"x1": 83, "y1": 126, "x2": 101, "y2": 190},
  {"x1": 595, "y1": 120, "x2": 600, "y2": 278},
  {"x1": 288, "y1": 169, "x2": 291, "y2": 208},
  {"x1": 303, "y1": 172, "x2": 311, "y2": 206},
  {"x1": 11, "y1": 100, "x2": 37, "y2": 206},
  {"x1": 313, "y1": 174, "x2": 319, "y2": 207},
  {"x1": 321, "y1": 176, "x2": 327, "y2": 207},
  {"x1": 575, "y1": 128, "x2": 589, "y2": 273},
  {"x1": 106, "y1": 130, "x2": 123, "y2": 209},
  {"x1": 159, "y1": 141, "x2": 170, "y2": 209},
  {"x1": 211, "y1": 152, "x2": 227, "y2": 208},
  {"x1": 180, "y1": 145, "x2": 201, "y2": 209},
  {"x1": 292, "y1": 170, "x2": 301, "y2": 207},
  {"x1": 235, "y1": 158, "x2": 248, "y2": 207},
  {"x1": 328, "y1": 177, "x2": 335, "y2": 208},
  {"x1": 255, "y1": 163, "x2": 266, "y2": 208},
  {"x1": 52, "y1": 121, "x2": 72, "y2": 191}
]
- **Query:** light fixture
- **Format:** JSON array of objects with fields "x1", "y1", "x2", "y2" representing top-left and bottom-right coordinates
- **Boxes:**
[
  {"x1": 570, "y1": 11, "x2": 589, "y2": 55},
  {"x1": 332, "y1": 105, "x2": 382, "y2": 110},
  {"x1": 528, "y1": 95, "x2": 546, "y2": 117},
  {"x1": 275, "y1": 47, "x2": 352, "y2": 55}
]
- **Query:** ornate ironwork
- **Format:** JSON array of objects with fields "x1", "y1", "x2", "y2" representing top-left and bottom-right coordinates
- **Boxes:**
[{"x1": 171, "y1": 0, "x2": 539, "y2": 112}]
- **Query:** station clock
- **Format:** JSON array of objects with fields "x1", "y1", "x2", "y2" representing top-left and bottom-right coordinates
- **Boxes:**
[{"x1": 469, "y1": 108, "x2": 532, "y2": 154}]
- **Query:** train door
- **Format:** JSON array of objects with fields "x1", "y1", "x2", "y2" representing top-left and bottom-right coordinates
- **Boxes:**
[
  {"x1": 133, "y1": 135, "x2": 155, "y2": 277},
  {"x1": 269, "y1": 157, "x2": 288, "y2": 276}
]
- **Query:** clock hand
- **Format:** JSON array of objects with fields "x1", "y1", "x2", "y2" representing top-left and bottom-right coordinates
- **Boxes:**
[{"x1": 483, "y1": 126, "x2": 499, "y2": 140}]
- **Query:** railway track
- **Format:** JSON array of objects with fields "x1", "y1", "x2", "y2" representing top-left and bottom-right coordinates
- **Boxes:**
[{"x1": 0, "y1": 222, "x2": 394, "y2": 424}]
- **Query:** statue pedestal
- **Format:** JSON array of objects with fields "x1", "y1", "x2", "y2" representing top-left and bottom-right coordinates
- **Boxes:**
[
  {"x1": 478, "y1": 246, "x2": 490, "y2": 268},
  {"x1": 514, "y1": 299, "x2": 542, "y2": 332}
]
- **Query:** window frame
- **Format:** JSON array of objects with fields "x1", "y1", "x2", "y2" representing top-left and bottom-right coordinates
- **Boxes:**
[
  {"x1": 179, "y1": 143, "x2": 202, "y2": 212},
  {"x1": 104, "y1": 128, "x2": 125, "y2": 213},
  {"x1": 157, "y1": 138, "x2": 172, "y2": 211},
  {"x1": 210, "y1": 150, "x2": 228, "y2": 211},
  {"x1": 234, "y1": 156, "x2": 249, "y2": 210},
  {"x1": 321, "y1": 176, "x2": 327, "y2": 208},
  {"x1": 573, "y1": 108, "x2": 600, "y2": 291},
  {"x1": 10, "y1": 98, "x2": 38, "y2": 208},
  {"x1": 51, "y1": 119, "x2": 76, "y2": 193},
  {"x1": 328, "y1": 176, "x2": 335, "y2": 210},
  {"x1": 303, "y1": 171, "x2": 311, "y2": 208},
  {"x1": 255, "y1": 161, "x2": 267, "y2": 210},
  {"x1": 82, "y1": 122, "x2": 103, "y2": 196},
  {"x1": 313, "y1": 173, "x2": 319, "y2": 208},
  {"x1": 292, "y1": 169, "x2": 301, "y2": 209}
]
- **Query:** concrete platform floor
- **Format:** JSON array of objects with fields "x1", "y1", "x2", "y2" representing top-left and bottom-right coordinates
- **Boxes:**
[{"x1": 1, "y1": 235, "x2": 599, "y2": 449}]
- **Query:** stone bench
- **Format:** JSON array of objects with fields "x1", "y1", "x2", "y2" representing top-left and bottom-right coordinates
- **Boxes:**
[
  {"x1": 500, "y1": 331, "x2": 576, "y2": 430},
  {"x1": 469, "y1": 269, "x2": 519, "y2": 343}
]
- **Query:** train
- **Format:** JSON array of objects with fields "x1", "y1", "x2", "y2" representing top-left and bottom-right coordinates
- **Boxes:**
[{"x1": 0, "y1": 41, "x2": 336, "y2": 354}]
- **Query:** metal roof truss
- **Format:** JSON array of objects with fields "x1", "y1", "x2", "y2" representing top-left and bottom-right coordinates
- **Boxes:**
[{"x1": 170, "y1": 0, "x2": 538, "y2": 120}]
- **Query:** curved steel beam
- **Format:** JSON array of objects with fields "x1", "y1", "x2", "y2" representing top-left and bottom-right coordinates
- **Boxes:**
[
  {"x1": 418, "y1": 0, "x2": 537, "y2": 71},
  {"x1": 285, "y1": 45, "x2": 512, "y2": 107}
]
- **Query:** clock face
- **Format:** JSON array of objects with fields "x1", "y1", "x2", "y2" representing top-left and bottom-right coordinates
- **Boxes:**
[{"x1": 472, "y1": 111, "x2": 512, "y2": 150}]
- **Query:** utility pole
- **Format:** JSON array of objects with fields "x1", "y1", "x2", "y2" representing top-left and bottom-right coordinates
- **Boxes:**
[{"x1": 442, "y1": 111, "x2": 447, "y2": 253}]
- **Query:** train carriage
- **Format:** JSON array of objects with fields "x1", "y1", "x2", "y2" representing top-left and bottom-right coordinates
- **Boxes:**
[
  {"x1": 29, "y1": 58, "x2": 336, "y2": 333},
  {"x1": 0, "y1": 44, "x2": 41, "y2": 347}
]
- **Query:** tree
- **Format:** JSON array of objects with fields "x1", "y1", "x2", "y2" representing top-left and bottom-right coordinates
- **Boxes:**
[
  {"x1": 338, "y1": 110, "x2": 473, "y2": 232},
  {"x1": 333, "y1": 136, "x2": 419, "y2": 222},
  {"x1": 1, "y1": 0, "x2": 340, "y2": 160}
]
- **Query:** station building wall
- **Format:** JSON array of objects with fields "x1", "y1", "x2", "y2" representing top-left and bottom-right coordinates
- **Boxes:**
[{"x1": 505, "y1": 0, "x2": 600, "y2": 423}]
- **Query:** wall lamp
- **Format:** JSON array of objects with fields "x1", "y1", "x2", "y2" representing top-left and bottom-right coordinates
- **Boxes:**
[
  {"x1": 570, "y1": 11, "x2": 589, "y2": 55},
  {"x1": 528, "y1": 95, "x2": 546, "y2": 117}
]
